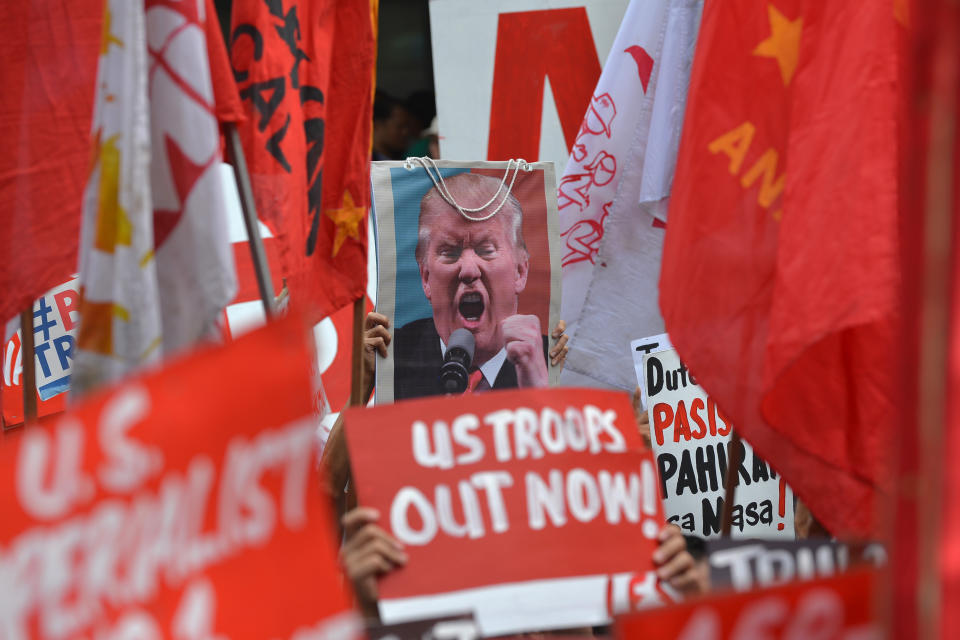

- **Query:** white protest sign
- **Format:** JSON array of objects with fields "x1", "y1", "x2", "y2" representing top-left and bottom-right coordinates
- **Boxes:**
[
  {"x1": 630, "y1": 332, "x2": 672, "y2": 409},
  {"x1": 429, "y1": 0, "x2": 629, "y2": 172},
  {"x1": 642, "y1": 347, "x2": 794, "y2": 539}
]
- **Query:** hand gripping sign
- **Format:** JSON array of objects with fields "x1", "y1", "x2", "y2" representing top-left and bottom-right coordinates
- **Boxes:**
[
  {"x1": 0, "y1": 316, "x2": 361, "y2": 640},
  {"x1": 343, "y1": 388, "x2": 673, "y2": 636}
]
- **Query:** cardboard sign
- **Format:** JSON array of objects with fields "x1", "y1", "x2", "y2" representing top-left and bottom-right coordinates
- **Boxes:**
[
  {"x1": 371, "y1": 160, "x2": 562, "y2": 404},
  {"x1": 2, "y1": 276, "x2": 79, "y2": 427},
  {"x1": 0, "y1": 316, "x2": 361, "y2": 639},
  {"x1": 344, "y1": 388, "x2": 672, "y2": 636},
  {"x1": 630, "y1": 333, "x2": 673, "y2": 410},
  {"x1": 614, "y1": 569, "x2": 879, "y2": 639},
  {"x1": 642, "y1": 348, "x2": 794, "y2": 539},
  {"x1": 707, "y1": 539, "x2": 888, "y2": 592},
  {"x1": 429, "y1": 0, "x2": 629, "y2": 173}
]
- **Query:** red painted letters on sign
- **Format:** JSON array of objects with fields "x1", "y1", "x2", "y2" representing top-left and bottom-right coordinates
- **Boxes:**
[
  {"x1": 614, "y1": 569, "x2": 879, "y2": 639},
  {"x1": 488, "y1": 8, "x2": 602, "y2": 161}
]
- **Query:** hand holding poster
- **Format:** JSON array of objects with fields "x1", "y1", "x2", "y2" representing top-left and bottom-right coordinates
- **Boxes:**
[
  {"x1": 371, "y1": 160, "x2": 562, "y2": 404},
  {"x1": 0, "y1": 316, "x2": 360, "y2": 639},
  {"x1": 640, "y1": 346, "x2": 794, "y2": 538},
  {"x1": 343, "y1": 388, "x2": 672, "y2": 635}
]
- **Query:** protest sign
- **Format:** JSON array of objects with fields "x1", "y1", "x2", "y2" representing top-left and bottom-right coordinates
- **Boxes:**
[
  {"x1": 366, "y1": 613, "x2": 480, "y2": 640},
  {"x1": 641, "y1": 347, "x2": 794, "y2": 538},
  {"x1": 344, "y1": 388, "x2": 672, "y2": 636},
  {"x1": 429, "y1": 0, "x2": 629, "y2": 172},
  {"x1": 614, "y1": 569, "x2": 879, "y2": 639},
  {"x1": 630, "y1": 333, "x2": 673, "y2": 410},
  {"x1": 614, "y1": 569, "x2": 881, "y2": 640},
  {"x1": 2, "y1": 276, "x2": 79, "y2": 427},
  {"x1": 707, "y1": 538, "x2": 888, "y2": 592},
  {"x1": 0, "y1": 316, "x2": 361, "y2": 639},
  {"x1": 371, "y1": 160, "x2": 562, "y2": 404}
]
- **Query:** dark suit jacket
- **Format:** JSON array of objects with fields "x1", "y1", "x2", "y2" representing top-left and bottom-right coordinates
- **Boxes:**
[{"x1": 393, "y1": 317, "x2": 548, "y2": 400}]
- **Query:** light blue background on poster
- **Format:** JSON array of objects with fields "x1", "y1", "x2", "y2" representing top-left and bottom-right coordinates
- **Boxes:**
[{"x1": 391, "y1": 167, "x2": 469, "y2": 327}]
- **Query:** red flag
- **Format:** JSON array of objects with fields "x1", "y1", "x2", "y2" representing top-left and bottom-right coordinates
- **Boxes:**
[
  {"x1": 230, "y1": 0, "x2": 374, "y2": 322},
  {"x1": 0, "y1": 1, "x2": 243, "y2": 333},
  {"x1": 203, "y1": 0, "x2": 246, "y2": 124},
  {"x1": 0, "y1": 1, "x2": 100, "y2": 328},
  {"x1": 891, "y1": 0, "x2": 960, "y2": 636},
  {"x1": 660, "y1": 1, "x2": 899, "y2": 537}
]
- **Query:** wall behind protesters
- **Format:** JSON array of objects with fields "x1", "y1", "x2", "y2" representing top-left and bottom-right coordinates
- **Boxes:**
[
  {"x1": 213, "y1": 0, "x2": 437, "y2": 112},
  {"x1": 376, "y1": 0, "x2": 435, "y2": 99}
]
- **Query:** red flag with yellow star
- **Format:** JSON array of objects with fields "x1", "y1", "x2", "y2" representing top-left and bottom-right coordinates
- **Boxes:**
[
  {"x1": 230, "y1": 0, "x2": 375, "y2": 321},
  {"x1": 660, "y1": 0, "x2": 900, "y2": 537}
]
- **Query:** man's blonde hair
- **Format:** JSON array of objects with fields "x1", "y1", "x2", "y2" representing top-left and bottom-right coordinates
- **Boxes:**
[{"x1": 415, "y1": 173, "x2": 528, "y2": 266}]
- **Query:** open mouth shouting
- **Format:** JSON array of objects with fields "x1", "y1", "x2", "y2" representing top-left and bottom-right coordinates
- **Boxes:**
[{"x1": 457, "y1": 290, "x2": 486, "y2": 326}]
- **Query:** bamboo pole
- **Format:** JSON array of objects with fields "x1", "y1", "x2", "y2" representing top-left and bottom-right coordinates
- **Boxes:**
[
  {"x1": 20, "y1": 307, "x2": 37, "y2": 423},
  {"x1": 720, "y1": 431, "x2": 742, "y2": 536},
  {"x1": 224, "y1": 122, "x2": 275, "y2": 318}
]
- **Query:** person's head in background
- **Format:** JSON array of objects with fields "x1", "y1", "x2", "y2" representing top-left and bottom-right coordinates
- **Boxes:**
[
  {"x1": 405, "y1": 89, "x2": 436, "y2": 133},
  {"x1": 423, "y1": 117, "x2": 440, "y2": 159},
  {"x1": 373, "y1": 91, "x2": 413, "y2": 160},
  {"x1": 403, "y1": 90, "x2": 439, "y2": 159}
]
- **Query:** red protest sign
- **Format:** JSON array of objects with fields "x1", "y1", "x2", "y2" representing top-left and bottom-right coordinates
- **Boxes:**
[
  {"x1": 0, "y1": 316, "x2": 360, "y2": 639},
  {"x1": 344, "y1": 388, "x2": 668, "y2": 636},
  {"x1": 614, "y1": 569, "x2": 879, "y2": 639},
  {"x1": 2, "y1": 276, "x2": 79, "y2": 427}
]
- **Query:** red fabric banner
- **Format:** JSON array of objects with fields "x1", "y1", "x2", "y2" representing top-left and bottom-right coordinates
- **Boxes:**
[
  {"x1": 0, "y1": 1, "x2": 100, "y2": 329},
  {"x1": 230, "y1": 0, "x2": 374, "y2": 322},
  {"x1": 0, "y1": 1, "x2": 247, "y2": 333},
  {"x1": 0, "y1": 314, "x2": 360, "y2": 638},
  {"x1": 614, "y1": 569, "x2": 879, "y2": 639},
  {"x1": 891, "y1": 0, "x2": 960, "y2": 636},
  {"x1": 204, "y1": 0, "x2": 246, "y2": 125},
  {"x1": 660, "y1": 0, "x2": 900, "y2": 538}
]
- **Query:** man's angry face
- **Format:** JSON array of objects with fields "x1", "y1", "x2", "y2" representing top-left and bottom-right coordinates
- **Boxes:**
[{"x1": 419, "y1": 201, "x2": 529, "y2": 364}]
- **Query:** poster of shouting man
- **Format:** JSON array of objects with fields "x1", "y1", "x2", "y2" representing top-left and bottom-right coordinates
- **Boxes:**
[{"x1": 371, "y1": 160, "x2": 563, "y2": 403}]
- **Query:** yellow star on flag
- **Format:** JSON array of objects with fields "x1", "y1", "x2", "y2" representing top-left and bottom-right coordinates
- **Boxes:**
[
  {"x1": 894, "y1": 0, "x2": 909, "y2": 27},
  {"x1": 753, "y1": 4, "x2": 803, "y2": 87},
  {"x1": 100, "y1": 5, "x2": 124, "y2": 54},
  {"x1": 326, "y1": 190, "x2": 365, "y2": 257},
  {"x1": 94, "y1": 133, "x2": 133, "y2": 254}
]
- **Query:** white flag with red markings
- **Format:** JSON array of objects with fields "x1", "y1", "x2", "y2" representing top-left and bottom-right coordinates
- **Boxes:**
[
  {"x1": 559, "y1": 0, "x2": 702, "y2": 390},
  {"x1": 146, "y1": 0, "x2": 236, "y2": 356},
  {"x1": 74, "y1": 0, "x2": 236, "y2": 393}
]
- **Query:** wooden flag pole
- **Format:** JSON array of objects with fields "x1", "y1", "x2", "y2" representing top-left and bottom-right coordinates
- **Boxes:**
[
  {"x1": 19, "y1": 307, "x2": 37, "y2": 424},
  {"x1": 224, "y1": 122, "x2": 276, "y2": 318},
  {"x1": 349, "y1": 297, "x2": 365, "y2": 406},
  {"x1": 720, "y1": 430, "x2": 743, "y2": 536}
]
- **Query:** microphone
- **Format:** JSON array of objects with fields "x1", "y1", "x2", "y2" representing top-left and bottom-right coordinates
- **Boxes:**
[{"x1": 440, "y1": 328, "x2": 475, "y2": 394}]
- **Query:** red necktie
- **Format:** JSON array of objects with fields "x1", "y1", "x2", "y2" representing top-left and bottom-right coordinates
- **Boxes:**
[{"x1": 465, "y1": 369, "x2": 484, "y2": 394}]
